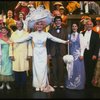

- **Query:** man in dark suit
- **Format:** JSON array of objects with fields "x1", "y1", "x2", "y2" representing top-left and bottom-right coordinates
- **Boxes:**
[
  {"x1": 82, "y1": 20, "x2": 100, "y2": 88},
  {"x1": 47, "y1": 16, "x2": 68, "y2": 88}
]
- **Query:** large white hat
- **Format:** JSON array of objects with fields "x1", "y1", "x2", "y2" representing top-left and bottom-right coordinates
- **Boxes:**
[{"x1": 25, "y1": 5, "x2": 54, "y2": 29}]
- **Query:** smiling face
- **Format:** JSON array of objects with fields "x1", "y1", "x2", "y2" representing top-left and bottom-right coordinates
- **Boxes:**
[
  {"x1": 54, "y1": 17, "x2": 62, "y2": 27},
  {"x1": 34, "y1": 21, "x2": 46, "y2": 31},
  {"x1": 1, "y1": 28, "x2": 8, "y2": 36},
  {"x1": 19, "y1": 13, "x2": 24, "y2": 20},
  {"x1": 72, "y1": 24, "x2": 78, "y2": 32},
  {"x1": 7, "y1": 10, "x2": 13, "y2": 18}
]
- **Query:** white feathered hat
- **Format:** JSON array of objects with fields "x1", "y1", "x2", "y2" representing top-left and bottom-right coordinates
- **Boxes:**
[{"x1": 25, "y1": 5, "x2": 54, "y2": 29}]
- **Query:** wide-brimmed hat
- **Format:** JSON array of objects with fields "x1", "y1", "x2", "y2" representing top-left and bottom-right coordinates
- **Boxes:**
[
  {"x1": 59, "y1": 6, "x2": 65, "y2": 10},
  {"x1": 53, "y1": 2, "x2": 63, "y2": 6},
  {"x1": 25, "y1": 5, "x2": 54, "y2": 29}
]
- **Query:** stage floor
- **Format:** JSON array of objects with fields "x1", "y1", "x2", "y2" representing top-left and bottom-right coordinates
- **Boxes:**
[{"x1": 0, "y1": 75, "x2": 100, "y2": 99}]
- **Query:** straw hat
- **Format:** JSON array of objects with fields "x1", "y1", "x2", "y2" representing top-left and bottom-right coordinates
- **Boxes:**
[
  {"x1": 53, "y1": 2, "x2": 63, "y2": 6},
  {"x1": 59, "y1": 6, "x2": 65, "y2": 10}
]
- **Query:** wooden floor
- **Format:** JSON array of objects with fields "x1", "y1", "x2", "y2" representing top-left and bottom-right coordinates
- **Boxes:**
[{"x1": 0, "y1": 74, "x2": 100, "y2": 99}]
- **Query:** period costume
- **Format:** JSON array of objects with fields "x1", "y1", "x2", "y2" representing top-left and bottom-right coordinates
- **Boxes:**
[
  {"x1": 14, "y1": 31, "x2": 66, "y2": 91},
  {"x1": 9, "y1": 29, "x2": 32, "y2": 72},
  {"x1": 6, "y1": 18, "x2": 16, "y2": 31},
  {"x1": 47, "y1": 25, "x2": 68, "y2": 87},
  {"x1": 14, "y1": 2, "x2": 29, "y2": 20},
  {"x1": 0, "y1": 39, "x2": 14, "y2": 82},
  {"x1": 9, "y1": 29, "x2": 32, "y2": 88},
  {"x1": 82, "y1": 30, "x2": 100, "y2": 88},
  {"x1": 13, "y1": 6, "x2": 67, "y2": 92},
  {"x1": 65, "y1": 32, "x2": 85, "y2": 90}
]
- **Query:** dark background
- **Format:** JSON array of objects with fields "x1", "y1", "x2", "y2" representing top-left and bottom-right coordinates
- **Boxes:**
[{"x1": 0, "y1": 1, "x2": 18, "y2": 14}]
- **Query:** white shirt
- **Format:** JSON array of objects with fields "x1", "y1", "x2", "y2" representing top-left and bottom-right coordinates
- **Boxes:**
[
  {"x1": 16, "y1": 30, "x2": 24, "y2": 36},
  {"x1": 80, "y1": 33, "x2": 85, "y2": 56},
  {"x1": 84, "y1": 30, "x2": 92, "y2": 50}
]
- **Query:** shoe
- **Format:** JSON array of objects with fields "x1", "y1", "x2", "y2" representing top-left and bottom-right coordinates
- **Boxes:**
[
  {"x1": 53, "y1": 85, "x2": 57, "y2": 88},
  {"x1": 35, "y1": 88, "x2": 39, "y2": 91},
  {"x1": 6, "y1": 84, "x2": 11, "y2": 90},
  {"x1": 0, "y1": 83, "x2": 5, "y2": 90},
  {"x1": 40, "y1": 87, "x2": 44, "y2": 91},
  {"x1": 60, "y1": 86, "x2": 64, "y2": 88},
  {"x1": 43, "y1": 85, "x2": 55, "y2": 93}
]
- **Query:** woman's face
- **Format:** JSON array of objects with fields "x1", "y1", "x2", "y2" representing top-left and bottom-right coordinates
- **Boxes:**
[
  {"x1": 36, "y1": 21, "x2": 44, "y2": 31},
  {"x1": 2, "y1": 28, "x2": 8, "y2": 36},
  {"x1": 72, "y1": 24, "x2": 78, "y2": 32},
  {"x1": 19, "y1": 13, "x2": 24, "y2": 20},
  {"x1": 7, "y1": 10, "x2": 13, "y2": 18}
]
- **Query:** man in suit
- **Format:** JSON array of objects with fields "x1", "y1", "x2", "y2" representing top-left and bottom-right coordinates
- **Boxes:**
[
  {"x1": 47, "y1": 16, "x2": 68, "y2": 88},
  {"x1": 82, "y1": 20, "x2": 100, "y2": 88}
]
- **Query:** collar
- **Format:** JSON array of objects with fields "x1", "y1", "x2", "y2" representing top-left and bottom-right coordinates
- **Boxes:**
[
  {"x1": 86, "y1": 30, "x2": 92, "y2": 33},
  {"x1": 56, "y1": 26, "x2": 62, "y2": 29},
  {"x1": 72, "y1": 32, "x2": 78, "y2": 36}
]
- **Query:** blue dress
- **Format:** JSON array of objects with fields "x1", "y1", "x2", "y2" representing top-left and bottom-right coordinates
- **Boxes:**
[
  {"x1": 65, "y1": 33, "x2": 85, "y2": 90},
  {"x1": 0, "y1": 40, "x2": 14, "y2": 82}
]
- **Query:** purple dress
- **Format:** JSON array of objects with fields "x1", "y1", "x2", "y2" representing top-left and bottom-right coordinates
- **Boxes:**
[{"x1": 65, "y1": 33, "x2": 85, "y2": 90}]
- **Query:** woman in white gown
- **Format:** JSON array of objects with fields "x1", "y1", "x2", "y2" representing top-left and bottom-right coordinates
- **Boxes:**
[{"x1": 13, "y1": 20, "x2": 68, "y2": 92}]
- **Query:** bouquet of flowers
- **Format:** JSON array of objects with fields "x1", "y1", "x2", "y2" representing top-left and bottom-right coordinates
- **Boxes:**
[{"x1": 66, "y1": 1, "x2": 80, "y2": 14}]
